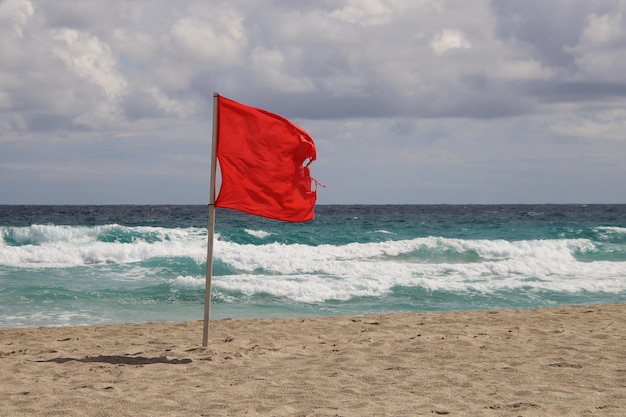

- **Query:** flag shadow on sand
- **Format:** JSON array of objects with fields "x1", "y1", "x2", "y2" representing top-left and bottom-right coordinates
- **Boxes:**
[{"x1": 38, "y1": 355, "x2": 192, "y2": 365}]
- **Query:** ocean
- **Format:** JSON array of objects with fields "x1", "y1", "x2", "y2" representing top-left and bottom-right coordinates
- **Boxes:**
[{"x1": 1, "y1": 204, "x2": 625, "y2": 328}]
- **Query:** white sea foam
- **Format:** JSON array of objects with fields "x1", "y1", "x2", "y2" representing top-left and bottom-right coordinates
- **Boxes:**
[
  {"x1": 2, "y1": 225, "x2": 626, "y2": 303},
  {"x1": 172, "y1": 275, "x2": 205, "y2": 287},
  {"x1": 0, "y1": 225, "x2": 206, "y2": 267},
  {"x1": 208, "y1": 237, "x2": 626, "y2": 303},
  {"x1": 213, "y1": 237, "x2": 589, "y2": 274},
  {"x1": 595, "y1": 226, "x2": 626, "y2": 234},
  {"x1": 244, "y1": 229, "x2": 272, "y2": 238},
  {"x1": 593, "y1": 226, "x2": 626, "y2": 242}
]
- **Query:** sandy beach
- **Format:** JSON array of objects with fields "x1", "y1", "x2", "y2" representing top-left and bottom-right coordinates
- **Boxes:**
[{"x1": 1, "y1": 304, "x2": 625, "y2": 416}]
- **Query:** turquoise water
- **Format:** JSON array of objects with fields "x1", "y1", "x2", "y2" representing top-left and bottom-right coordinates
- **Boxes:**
[{"x1": 1, "y1": 205, "x2": 625, "y2": 327}]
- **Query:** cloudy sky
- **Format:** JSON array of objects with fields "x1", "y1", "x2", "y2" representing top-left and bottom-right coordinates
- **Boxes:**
[{"x1": 1, "y1": 0, "x2": 625, "y2": 205}]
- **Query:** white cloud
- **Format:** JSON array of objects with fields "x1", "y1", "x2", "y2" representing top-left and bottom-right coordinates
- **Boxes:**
[
  {"x1": 51, "y1": 28, "x2": 127, "y2": 128},
  {"x1": 170, "y1": 10, "x2": 246, "y2": 66},
  {"x1": 52, "y1": 29, "x2": 126, "y2": 99},
  {"x1": 0, "y1": 0, "x2": 34, "y2": 71},
  {"x1": 330, "y1": 0, "x2": 401, "y2": 25},
  {"x1": 0, "y1": 0, "x2": 33, "y2": 38},
  {"x1": 250, "y1": 47, "x2": 316, "y2": 93},
  {"x1": 494, "y1": 59, "x2": 555, "y2": 81},
  {"x1": 580, "y1": 11, "x2": 624, "y2": 45},
  {"x1": 145, "y1": 87, "x2": 194, "y2": 118},
  {"x1": 431, "y1": 29, "x2": 472, "y2": 55},
  {"x1": 565, "y1": 8, "x2": 626, "y2": 82}
]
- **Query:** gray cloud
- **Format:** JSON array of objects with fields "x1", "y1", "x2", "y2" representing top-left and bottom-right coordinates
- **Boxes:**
[
  {"x1": 491, "y1": 0, "x2": 596, "y2": 66},
  {"x1": 1, "y1": 0, "x2": 625, "y2": 204}
]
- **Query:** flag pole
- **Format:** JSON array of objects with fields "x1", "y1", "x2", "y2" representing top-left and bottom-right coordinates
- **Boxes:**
[{"x1": 203, "y1": 92, "x2": 219, "y2": 347}]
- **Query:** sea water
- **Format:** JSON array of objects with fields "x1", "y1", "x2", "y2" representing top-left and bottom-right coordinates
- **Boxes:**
[{"x1": 1, "y1": 204, "x2": 625, "y2": 327}]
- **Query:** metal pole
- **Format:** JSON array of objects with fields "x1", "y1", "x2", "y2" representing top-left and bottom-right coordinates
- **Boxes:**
[{"x1": 203, "y1": 93, "x2": 219, "y2": 347}]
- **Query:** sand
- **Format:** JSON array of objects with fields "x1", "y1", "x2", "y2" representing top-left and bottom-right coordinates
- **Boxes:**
[{"x1": 1, "y1": 304, "x2": 625, "y2": 416}]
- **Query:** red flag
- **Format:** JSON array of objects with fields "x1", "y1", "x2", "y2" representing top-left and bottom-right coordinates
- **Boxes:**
[{"x1": 214, "y1": 95, "x2": 317, "y2": 222}]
